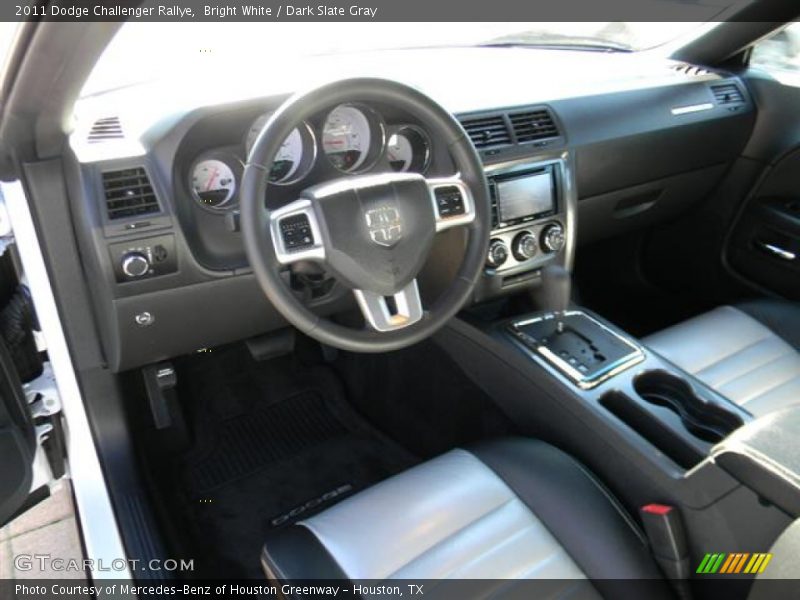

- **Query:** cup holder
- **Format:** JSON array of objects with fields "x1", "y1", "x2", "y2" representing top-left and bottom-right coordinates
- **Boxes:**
[{"x1": 633, "y1": 370, "x2": 743, "y2": 443}]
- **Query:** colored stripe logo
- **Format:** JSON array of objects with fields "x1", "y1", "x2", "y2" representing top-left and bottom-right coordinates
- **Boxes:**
[{"x1": 696, "y1": 553, "x2": 773, "y2": 574}]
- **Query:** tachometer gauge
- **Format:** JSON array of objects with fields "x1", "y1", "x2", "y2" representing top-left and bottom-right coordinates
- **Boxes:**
[
  {"x1": 245, "y1": 113, "x2": 314, "y2": 185},
  {"x1": 270, "y1": 128, "x2": 303, "y2": 183},
  {"x1": 191, "y1": 159, "x2": 236, "y2": 209},
  {"x1": 387, "y1": 126, "x2": 431, "y2": 173},
  {"x1": 322, "y1": 104, "x2": 377, "y2": 173}
]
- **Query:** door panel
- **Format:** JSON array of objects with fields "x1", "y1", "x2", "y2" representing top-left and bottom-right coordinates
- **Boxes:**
[
  {"x1": 725, "y1": 73, "x2": 800, "y2": 298},
  {"x1": 0, "y1": 333, "x2": 35, "y2": 526}
]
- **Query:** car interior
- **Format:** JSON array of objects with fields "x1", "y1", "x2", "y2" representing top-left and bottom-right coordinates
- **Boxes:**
[{"x1": 1, "y1": 10, "x2": 800, "y2": 600}]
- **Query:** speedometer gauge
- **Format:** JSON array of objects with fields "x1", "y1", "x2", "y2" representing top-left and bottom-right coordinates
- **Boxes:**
[
  {"x1": 322, "y1": 105, "x2": 375, "y2": 172},
  {"x1": 387, "y1": 126, "x2": 431, "y2": 173},
  {"x1": 191, "y1": 159, "x2": 236, "y2": 209},
  {"x1": 245, "y1": 113, "x2": 314, "y2": 185}
]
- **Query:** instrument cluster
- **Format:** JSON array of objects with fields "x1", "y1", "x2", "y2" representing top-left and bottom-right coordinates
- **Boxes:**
[{"x1": 188, "y1": 103, "x2": 432, "y2": 212}]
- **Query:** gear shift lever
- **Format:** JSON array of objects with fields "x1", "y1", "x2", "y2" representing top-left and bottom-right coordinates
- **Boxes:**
[
  {"x1": 541, "y1": 265, "x2": 571, "y2": 331},
  {"x1": 512, "y1": 264, "x2": 642, "y2": 388}
]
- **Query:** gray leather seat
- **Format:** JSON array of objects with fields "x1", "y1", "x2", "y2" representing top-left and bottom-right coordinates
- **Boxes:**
[
  {"x1": 644, "y1": 300, "x2": 800, "y2": 416},
  {"x1": 262, "y1": 438, "x2": 673, "y2": 599}
]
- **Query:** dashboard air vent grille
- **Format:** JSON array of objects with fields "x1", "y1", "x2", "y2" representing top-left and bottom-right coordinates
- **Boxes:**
[
  {"x1": 711, "y1": 83, "x2": 744, "y2": 105},
  {"x1": 88, "y1": 117, "x2": 124, "y2": 143},
  {"x1": 460, "y1": 115, "x2": 511, "y2": 148},
  {"x1": 509, "y1": 109, "x2": 560, "y2": 143},
  {"x1": 101, "y1": 167, "x2": 159, "y2": 220},
  {"x1": 672, "y1": 63, "x2": 711, "y2": 77}
]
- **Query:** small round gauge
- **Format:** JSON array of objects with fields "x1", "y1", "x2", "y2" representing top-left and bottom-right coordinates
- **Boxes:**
[
  {"x1": 387, "y1": 126, "x2": 431, "y2": 173},
  {"x1": 245, "y1": 113, "x2": 313, "y2": 185},
  {"x1": 322, "y1": 104, "x2": 376, "y2": 173},
  {"x1": 191, "y1": 159, "x2": 236, "y2": 209}
]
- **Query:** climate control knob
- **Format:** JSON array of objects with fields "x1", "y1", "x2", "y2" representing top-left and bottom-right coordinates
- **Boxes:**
[
  {"x1": 541, "y1": 223, "x2": 566, "y2": 253},
  {"x1": 512, "y1": 231, "x2": 537, "y2": 262},
  {"x1": 121, "y1": 252, "x2": 150, "y2": 278},
  {"x1": 486, "y1": 239, "x2": 509, "y2": 269}
]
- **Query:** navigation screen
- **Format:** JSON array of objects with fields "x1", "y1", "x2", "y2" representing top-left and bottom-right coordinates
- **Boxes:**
[{"x1": 496, "y1": 172, "x2": 554, "y2": 222}]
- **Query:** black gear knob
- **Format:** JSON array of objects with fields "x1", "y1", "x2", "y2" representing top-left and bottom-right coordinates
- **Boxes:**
[{"x1": 541, "y1": 265, "x2": 571, "y2": 314}]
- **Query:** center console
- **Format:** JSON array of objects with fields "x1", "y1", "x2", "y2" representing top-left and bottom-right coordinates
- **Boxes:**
[
  {"x1": 503, "y1": 303, "x2": 749, "y2": 470},
  {"x1": 472, "y1": 155, "x2": 577, "y2": 302},
  {"x1": 510, "y1": 310, "x2": 644, "y2": 389}
]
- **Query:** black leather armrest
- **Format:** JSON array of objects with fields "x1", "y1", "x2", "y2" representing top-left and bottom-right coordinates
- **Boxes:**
[{"x1": 711, "y1": 407, "x2": 800, "y2": 517}]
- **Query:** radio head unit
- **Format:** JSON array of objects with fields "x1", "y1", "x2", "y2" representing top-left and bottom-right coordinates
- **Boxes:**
[{"x1": 490, "y1": 164, "x2": 557, "y2": 229}]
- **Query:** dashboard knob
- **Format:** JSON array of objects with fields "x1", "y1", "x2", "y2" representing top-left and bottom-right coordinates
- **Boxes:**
[
  {"x1": 121, "y1": 252, "x2": 150, "y2": 278},
  {"x1": 541, "y1": 223, "x2": 566, "y2": 253},
  {"x1": 512, "y1": 231, "x2": 537, "y2": 262},
  {"x1": 486, "y1": 239, "x2": 509, "y2": 268}
]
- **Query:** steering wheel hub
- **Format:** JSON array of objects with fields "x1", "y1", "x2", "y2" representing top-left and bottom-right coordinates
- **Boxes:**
[{"x1": 303, "y1": 173, "x2": 436, "y2": 297}]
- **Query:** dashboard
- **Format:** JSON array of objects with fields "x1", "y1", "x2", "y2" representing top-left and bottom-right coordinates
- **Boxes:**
[
  {"x1": 169, "y1": 100, "x2": 456, "y2": 271},
  {"x1": 189, "y1": 103, "x2": 434, "y2": 212},
  {"x1": 65, "y1": 47, "x2": 756, "y2": 371}
]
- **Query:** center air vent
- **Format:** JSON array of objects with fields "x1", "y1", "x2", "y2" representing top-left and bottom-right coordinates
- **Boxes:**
[
  {"x1": 88, "y1": 117, "x2": 124, "y2": 143},
  {"x1": 710, "y1": 83, "x2": 744, "y2": 105},
  {"x1": 101, "y1": 167, "x2": 160, "y2": 220},
  {"x1": 509, "y1": 109, "x2": 560, "y2": 143},
  {"x1": 460, "y1": 115, "x2": 511, "y2": 149}
]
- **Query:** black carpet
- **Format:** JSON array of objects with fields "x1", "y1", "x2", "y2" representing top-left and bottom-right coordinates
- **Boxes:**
[{"x1": 161, "y1": 347, "x2": 418, "y2": 579}]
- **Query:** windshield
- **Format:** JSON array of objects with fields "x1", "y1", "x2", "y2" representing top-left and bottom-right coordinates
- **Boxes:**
[{"x1": 83, "y1": 22, "x2": 715, "y2": 96}]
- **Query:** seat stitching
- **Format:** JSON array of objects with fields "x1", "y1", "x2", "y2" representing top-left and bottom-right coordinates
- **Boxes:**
[
  {"x1": 381, "y1": 496, "x2": 517, "y2": 579},
  {"x1": 738, "y1": 371, "x2": 800, "y2": 407},
  {"x1": 512, "y1": 546, "x2": 571, "y2": 578},
  {"x1": 423, "y1": 521, "x2": 541, "y2": 580},
  {"x1": 707, "y1": 344, "x2": 794, "y2": 389},
  {"x1": 692, "y1": 334, "x2": 775, "y2": 377}
]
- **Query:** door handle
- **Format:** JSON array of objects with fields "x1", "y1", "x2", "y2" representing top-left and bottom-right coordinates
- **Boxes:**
[{"x1": 756, "y1": 240, "x2": 796, "y2": 261}]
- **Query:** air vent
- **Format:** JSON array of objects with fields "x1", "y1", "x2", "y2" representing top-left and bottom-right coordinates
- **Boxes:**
[
  {"x1": 460, "y1": 115, "x2": 511, "y2": 148},
  {"x1": 509, "y1": 109, "x2": 560, "y2": 143},
  {"x1": 671, "y1": 63, "x2": 711, "y2": 77},
  {"x1": 88, "y1": 117, "x2": 124, "y2": 143},
  {"x1": 711, "y1": 83, "x2": 744, "y2": 105},
  {"x1": 101, "y1": 167, "x2": 159, "y2": 220}
]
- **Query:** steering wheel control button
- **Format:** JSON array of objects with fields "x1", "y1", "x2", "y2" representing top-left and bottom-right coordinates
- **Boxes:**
[
  {"x1": 279, "y1": 214, "x2": 315, "y2": 250},
  {"x1": 512, "y1": 231, "x2": 538, "y2": 262},
  {"x1": 486, "y1": 239, "x2": 509, "y2": 268},
  {"x1": 542, "y1": 222, "x2": 566, "y2": 253},
  {"x1": 434, "y1": 186, "x2": 466, "y2": 218}
]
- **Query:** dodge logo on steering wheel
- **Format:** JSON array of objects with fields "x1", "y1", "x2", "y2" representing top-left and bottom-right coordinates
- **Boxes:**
[{"x1": 365, "y1": 206, "x2": 403, "y2": 247}]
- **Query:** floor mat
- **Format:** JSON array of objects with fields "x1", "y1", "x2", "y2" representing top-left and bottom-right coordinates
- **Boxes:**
[{"x1": 166, "y1": 348, "x2": 418, "y2": 579}]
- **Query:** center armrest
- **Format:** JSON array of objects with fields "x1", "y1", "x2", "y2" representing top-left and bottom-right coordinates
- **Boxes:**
[{"x1": 711, "y1": 406, "x2": 800, "y2": 517}]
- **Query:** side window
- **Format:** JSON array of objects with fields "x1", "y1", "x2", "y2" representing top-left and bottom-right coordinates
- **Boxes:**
[{"x1": 751, "y1": 23, "x2": 800, "y2": 76}]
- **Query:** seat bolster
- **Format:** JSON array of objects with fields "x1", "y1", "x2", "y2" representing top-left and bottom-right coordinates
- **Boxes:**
[
  {"x1": 469, "y1": 438, "x2": 673, "y2": 599},
  {"x1": 262, "y1": 524, "x2": 350, "y2": 582},
  {"x1": 737, "y1": 300, "x2": 800, "y2": 351}
]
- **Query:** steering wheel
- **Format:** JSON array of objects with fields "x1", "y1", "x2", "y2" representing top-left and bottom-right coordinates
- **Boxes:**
[{"x1": 241, "y1": 78, "x2": 490, "y2": 353}]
